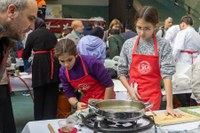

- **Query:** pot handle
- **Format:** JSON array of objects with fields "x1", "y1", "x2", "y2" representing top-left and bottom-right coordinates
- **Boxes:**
[
  {"x1": 87, "y1": 101, "x2": 99, "y2": 112},
  {"x1": 144, "y1": 102, "x2": 153, "y2": 110}
]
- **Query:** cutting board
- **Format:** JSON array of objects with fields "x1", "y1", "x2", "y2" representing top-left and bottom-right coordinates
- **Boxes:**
[{"x1": 146, "y1": 109, "x2": 200, "y2": 126}]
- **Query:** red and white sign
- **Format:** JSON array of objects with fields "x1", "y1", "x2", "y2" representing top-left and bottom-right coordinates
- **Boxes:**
[{"x1": 45, "y1": 18, "x2": 106, "y2": 33}]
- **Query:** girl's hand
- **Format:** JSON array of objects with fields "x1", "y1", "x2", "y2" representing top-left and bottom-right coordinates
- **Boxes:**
[
  {"x1": 77, "y1": 102, "x2": 87, "y2": 110},
  {"x1": 165, "y1": 108, "x2": 183, "y2": 118},
  {"x1": 128, "y1": 85, "x2": 141, "y2": 101}
]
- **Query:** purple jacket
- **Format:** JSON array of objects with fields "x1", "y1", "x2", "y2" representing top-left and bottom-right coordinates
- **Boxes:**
[{"x1": 59, "y1": 55, "x2": 114, "y2": 99}]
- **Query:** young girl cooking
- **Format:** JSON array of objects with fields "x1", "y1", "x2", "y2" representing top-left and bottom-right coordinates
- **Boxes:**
[
  {"x1": 55, "y1": 39, "x2": 114, "y2": 109},
  {"x1": 118, "y1": 6, "x2": 181, "y2": 117}
]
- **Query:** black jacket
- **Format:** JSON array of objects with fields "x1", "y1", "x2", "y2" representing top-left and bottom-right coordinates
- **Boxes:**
[{"x1": 22, "y1": 29, "x2": 60, "y2": 88}]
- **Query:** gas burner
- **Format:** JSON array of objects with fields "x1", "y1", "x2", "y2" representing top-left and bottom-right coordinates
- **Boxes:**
[
  {"x1": 82, "y1": 113, "x2": 155, "y2": 133},
  {"x1": 100, "y1": 118, "x2": 138, "y2": 128}
]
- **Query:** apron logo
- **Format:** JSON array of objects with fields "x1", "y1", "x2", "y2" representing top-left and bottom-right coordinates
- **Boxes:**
[
  {"x1": 78, "y1": 83, "x2": 90, "y2": 91},
  {"x1": 138, "y1": 61, "x2": 151, "y2": 74}
]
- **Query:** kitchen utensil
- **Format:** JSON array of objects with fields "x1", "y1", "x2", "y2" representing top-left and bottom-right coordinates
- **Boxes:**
[
  {"x1": 88, "y1": 99, "x2": 153, "y2": 122},
  {"x1": 47, "y1": 123, "x2": 55, "y2": 133}
]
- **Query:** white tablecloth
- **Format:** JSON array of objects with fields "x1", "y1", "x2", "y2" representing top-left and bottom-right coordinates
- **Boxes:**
[
  {"x1": 21, "y1": 113, "x2": 200, "y2": 133},
  {"x1": 10, "y1": 73, "x2": 32, "y2": 92},
  {"x1": 113, "y1": 79, "x2": 192, "y2": 95},
  {"x1": 20, "y1": 118, "x2": 155, "y2": 133}
]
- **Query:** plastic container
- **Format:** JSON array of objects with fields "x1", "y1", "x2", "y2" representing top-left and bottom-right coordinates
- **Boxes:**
[{"x1": 58, "y1": 119, "x2": 76, "y2": 133}]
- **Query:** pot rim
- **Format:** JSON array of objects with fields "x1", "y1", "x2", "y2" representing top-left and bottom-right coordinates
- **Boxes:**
[{"x1": 88, "y1": 99, "x2": 151, "y2": 122}]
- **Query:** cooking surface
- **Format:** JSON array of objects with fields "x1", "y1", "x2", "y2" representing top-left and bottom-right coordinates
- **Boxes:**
[{"x1": 82, "y1": 113, "x2": 155, "y2": 133}]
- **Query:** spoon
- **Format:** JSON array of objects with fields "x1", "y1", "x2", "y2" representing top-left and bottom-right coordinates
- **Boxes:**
[{"x1": 47, "y1": 123, "x2": 55, "y2": 133}]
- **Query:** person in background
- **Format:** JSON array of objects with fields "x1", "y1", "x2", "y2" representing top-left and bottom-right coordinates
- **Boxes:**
[
  {"x1": 0, "y1": 0, "x2": 37, "y2": 132},
  {"x1": 118, "y1": 6, "x2": 181, "y2": 117},
  {"x1": 15, "y1": 41, "x2": 25, "y2": 72},
  {"x1": 77, "y1": 27, "x2": 106, "y2": 63},
  {"x1": 157, "y1": 17, "x2": 173, "y2": 38},
  {"x1": 173, "y1": 16, "x2": 200, "y2": 64},
  {"x1": 55, "y1": 39, "x2": 114, "y2": 109},
  {"x1": 94, "y1": 21, "x2": 104, "y2": 30},
  {"x1": 22, "y1": 31, "x2": 33, "y2": 72},
  {"x1": 22, "y1": 18, "x2": 60, "y2": 120},
  {"x1": 190, "y1": 55, "x2": 200, "y2": 106},
  {"x1": 36, "y1": 0, "x2": 46, "y2": 20},
  {"x1": 36, "y1": 0, "x2": 46, "y2": 7},
  {"x1": 60, "y1": 29, "x2": 71, "y2": 39},
  {"x1": 63, "y1": 20, "x2": 84, "y2": 44},
  {"x1": 83, "y1": 21, "x2": 93, "y2": 36},
  {"x1": 107, "y1": 29, "x2": 125, "y2": 59},
  {"x1": 122, "y1": 23, "x2": 137, "y2": 40},
  {"x1": 165, "y1": 24, "x2": 180, "y2": 49},
  {"x1": 103, "y1": 18, "x2": 122, "y2": 42},
  {"x1": 172, "y1": 16, "x2": 200, "y2": 107}
]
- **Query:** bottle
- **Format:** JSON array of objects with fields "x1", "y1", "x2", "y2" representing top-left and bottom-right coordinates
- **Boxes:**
[{"x1": 14, "y1": 69, "x2": 19, "y2": 76}]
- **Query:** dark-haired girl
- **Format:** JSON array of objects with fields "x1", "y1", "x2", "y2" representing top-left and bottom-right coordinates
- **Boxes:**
[
  {"x1": 118, "y1": 6, "x2": 181, "y2": 117},
  {"x1": 56, "y1": 39, "x2": 114, "y2": 109}
]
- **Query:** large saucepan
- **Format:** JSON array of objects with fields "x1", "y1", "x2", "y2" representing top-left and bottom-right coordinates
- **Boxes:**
[{"x1": 88, "y1": 99, "x2": 152, "y2": 122}]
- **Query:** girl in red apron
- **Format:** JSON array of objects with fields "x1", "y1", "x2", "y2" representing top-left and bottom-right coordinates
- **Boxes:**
[
  {"x1": 118, "y1": 6, "x2": 181, "y2": 117},
  {"x1": 55, "y1": 39, "x2": 114, "y2": 109}
]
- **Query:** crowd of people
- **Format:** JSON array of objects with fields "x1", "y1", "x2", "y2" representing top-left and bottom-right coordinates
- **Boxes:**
[{"x1": 1, "y1": 0, "x2": 200, "y2": 133}]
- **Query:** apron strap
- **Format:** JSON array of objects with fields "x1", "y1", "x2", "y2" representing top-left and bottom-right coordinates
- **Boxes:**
[
  {"x1": 180, "y1": 50, "x2": 198, "y2": 54},
  {"x1": 153, "y1": 34, "x2": 158, "y2": 56},
  {"x1": 34, "y1": 48, "x2": 55, "y2": 79},
  {"x1": 132, "y1": 34, "x2": 158, "y2": 56},
  {"x1": 180, "y1": 50, "x2": 198, "y2": 64},
  {"x1": 65, "y1": 67, "x2": 70, "y2": 81},
  {"x1": 132, "y1": 36, "x2": 140, "y2": 54},
  {"x1": 66, "y1": 55, "x2": 88, "y2": 82}
]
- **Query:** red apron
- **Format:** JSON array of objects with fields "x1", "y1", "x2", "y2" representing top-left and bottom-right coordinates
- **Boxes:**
[
  {"x1": 33, "y1": 48, "x2": 55, "y2": 79},
  {"x1": 129, "y1": 35, "x2": 162, "y2": 110},
  {"x1": 65, "y1": 55, "x2": 106, "y2": 103}
]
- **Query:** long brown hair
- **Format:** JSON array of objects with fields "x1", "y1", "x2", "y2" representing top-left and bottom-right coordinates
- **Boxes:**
[
  {"x1": 109, "y1": 18, "x2": 121, "y2": 29},
  {"x1": 55, "y1": 39, "x2": 77, "y2": 57},
  {"x1": 135, "y1": 6, "x2": 158, "y2": 26}
]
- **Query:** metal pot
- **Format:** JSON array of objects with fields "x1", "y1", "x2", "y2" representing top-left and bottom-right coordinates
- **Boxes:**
[{"x1": 88, "y1": 99, "x2": 152, "y2": 122}]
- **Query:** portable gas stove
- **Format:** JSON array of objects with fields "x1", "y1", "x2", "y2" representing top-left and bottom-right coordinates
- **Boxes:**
[{"x1": 82, "y1": 113, "x2": 156, "y2": 133}]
